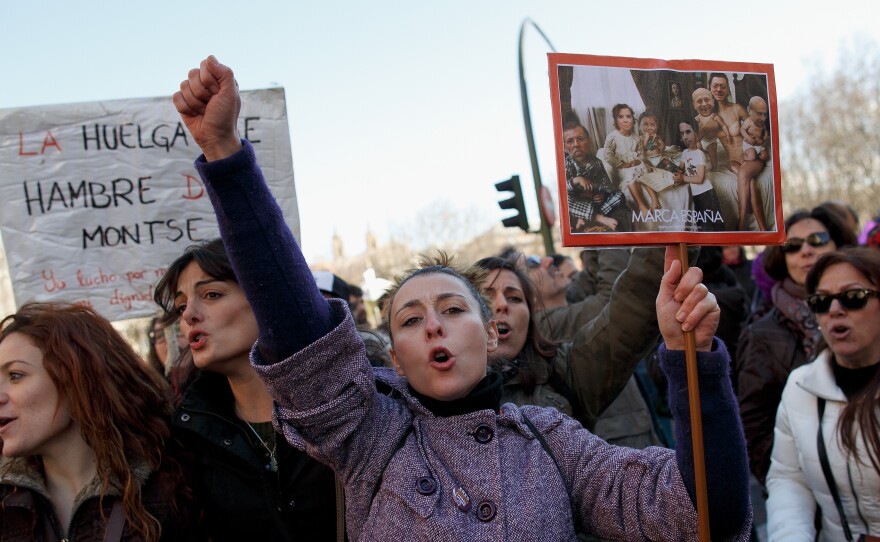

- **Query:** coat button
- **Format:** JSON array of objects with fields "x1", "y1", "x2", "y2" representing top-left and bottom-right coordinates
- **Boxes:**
[
  {"x1": 180, "y1": 413, "x2": 191, "y2": 422},
  {"x1": 223, "y1": 439, "x2": 232, "y2": 446},
  {"x1": 477, "y1": 500, "x2": 497, "y2": 522},
  {"x1": 415, "y1": 477, "x2": 437, "y2": 495},
  {"x1": 473, "y1": 424, "x2": 493, "y2": 444},
  {"x1": 452, "y1": 486, "x2": 471, "y2": 512}
]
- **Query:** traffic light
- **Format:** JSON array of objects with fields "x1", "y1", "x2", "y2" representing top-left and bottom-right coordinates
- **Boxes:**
[{"x1": 495, "y1": 175, "x2": 529, "y2": 232}]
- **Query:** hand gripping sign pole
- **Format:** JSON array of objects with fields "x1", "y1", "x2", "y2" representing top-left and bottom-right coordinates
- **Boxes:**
[
  {"x1": 678, "y1": 242, "x2": 709, "y2": 542},
  {"x1": 549, "y1": 52, "x2": 785, "y2": 540}
]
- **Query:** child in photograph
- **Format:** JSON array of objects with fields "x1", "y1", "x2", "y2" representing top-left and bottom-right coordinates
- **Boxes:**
[
  {"x1": 567, "y1": 175, "x2": 628, "y2": 232},
  {"x1": 677, "y1": 121, "x2": 724, "y2": 232},
  {"x1": 740, "y1": 96, "x2": 768, "y2": 162},
  {"x1": 737, "y1": 96, "x2": 770, "y2": 231},
  {"x1": 639, "y1": 112, "x2": 667, "y2": 169},
  {"x1": 603, "y1": 104, "x2": 653, "y2": 214},
  {"x1": 642, "y1": 111, "x2": 686, "y2": 173},
  {"x1": 692, "y1": 88, "x2": 733, "y2": 172},
  {"x1": 635, "y1": 112, "x2": 671, "y2": 212}
]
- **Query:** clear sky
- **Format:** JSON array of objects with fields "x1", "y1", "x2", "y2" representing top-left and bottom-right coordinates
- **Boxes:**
[{"x1": 3, "y1": 0, "x2": 879, "y2": 262}]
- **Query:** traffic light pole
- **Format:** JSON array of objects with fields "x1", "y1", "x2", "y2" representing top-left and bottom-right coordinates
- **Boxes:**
[{"x1": 518, "y1": 19, "x2": 556, "y2": 256}]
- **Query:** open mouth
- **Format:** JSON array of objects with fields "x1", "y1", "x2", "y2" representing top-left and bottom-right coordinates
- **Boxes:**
[
  {"x1": 429, "y1": 347, "x2": 454, "y2": 369},
  {"x1": 828, "y1": 324, "x2": 851, "y2": 339},
  {"x1": 496, "y1": 322, "x2": 510, "y2": 339},
  {"x1": 0, "y1": 418, "x2": 14, "y2": 431},
  {"x1": 189, "y1": 332, "x2": 207, "y2": 349}
]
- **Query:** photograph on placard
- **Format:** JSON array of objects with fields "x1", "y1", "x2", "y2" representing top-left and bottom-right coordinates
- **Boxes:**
[{"x1": 550, "y1": 53, "x2": 784, "y2": 247}]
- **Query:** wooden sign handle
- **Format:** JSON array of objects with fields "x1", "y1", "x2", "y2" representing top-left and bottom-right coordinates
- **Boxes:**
[{"x1": 678, "y1": 242, "x2": 710, "y2": 541}]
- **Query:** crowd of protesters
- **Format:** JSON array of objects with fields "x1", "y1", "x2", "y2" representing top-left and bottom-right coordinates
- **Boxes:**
[{"x1": 1, "y1": 56, "x2": 878, "y2": 541}]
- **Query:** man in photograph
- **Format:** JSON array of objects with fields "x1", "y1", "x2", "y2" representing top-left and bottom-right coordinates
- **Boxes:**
[{"x1": 562, "y1": 115, "x2": 631, "y2": 232}]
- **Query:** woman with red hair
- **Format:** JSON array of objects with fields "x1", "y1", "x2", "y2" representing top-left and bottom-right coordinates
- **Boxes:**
[{"x1": 0, "y1": 302, "x2": 204, "y2": 541}]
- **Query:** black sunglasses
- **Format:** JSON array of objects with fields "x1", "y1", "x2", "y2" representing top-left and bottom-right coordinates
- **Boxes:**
[
  {"x1": 806, "y1": 288, "x2": 879, "y2": 314},
  {"x1": 782, "y1": 231, "x2": 830, "y2": 254}
]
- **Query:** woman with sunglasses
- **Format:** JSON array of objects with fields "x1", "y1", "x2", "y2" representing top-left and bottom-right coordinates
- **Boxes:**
[
  {"x1": 736, "y1": 206, "x2": 857, "y2": 488},
  {"x1": 766, "y1": 247, "x2": 880, "y2": 540}
]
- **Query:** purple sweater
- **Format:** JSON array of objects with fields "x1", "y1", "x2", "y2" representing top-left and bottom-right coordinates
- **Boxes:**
[{"x1": 195, "y1": 141, "x2": 751, "y2": 541}]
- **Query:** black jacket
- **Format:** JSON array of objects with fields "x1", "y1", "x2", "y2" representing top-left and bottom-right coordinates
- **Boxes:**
[
  {"x1": 736, "y1": 308, "x2": 811, "y2": 486},
  {"x1": 173, "y1": 371, "x2": 339, "y2": 542}
]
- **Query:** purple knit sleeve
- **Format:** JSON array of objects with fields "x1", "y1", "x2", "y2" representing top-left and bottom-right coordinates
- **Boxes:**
[
  {"x1": 660, "y1": 339, "x2": 752, "y2": 540},
  {"x1": 194, "y1": 140, "x2": 333, "y2": 362}
]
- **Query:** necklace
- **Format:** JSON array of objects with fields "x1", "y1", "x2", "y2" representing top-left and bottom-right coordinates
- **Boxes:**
[{"x1": 235, "y1": 405, "x2": 278, "y2": 472}]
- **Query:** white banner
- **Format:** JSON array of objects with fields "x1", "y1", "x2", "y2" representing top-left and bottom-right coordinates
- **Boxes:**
[{"x1": 0, "y1": 88, "x2": 298, "y2": 321}]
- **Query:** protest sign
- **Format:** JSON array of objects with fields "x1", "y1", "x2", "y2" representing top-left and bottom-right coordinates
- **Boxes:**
[
  {"x1": 0, "y1": 88, "x2": 298, "y2": 321},
  {"x1": 549, "y1": 53, "x2": 784, "y2": 247}
]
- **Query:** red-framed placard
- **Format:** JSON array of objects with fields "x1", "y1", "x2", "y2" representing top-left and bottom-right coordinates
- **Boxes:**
[{"x1": 549, "y1": 53, "x2": 784, "y2": 247}]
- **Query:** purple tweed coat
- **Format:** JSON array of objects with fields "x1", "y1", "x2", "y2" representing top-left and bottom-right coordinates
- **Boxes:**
[
  {"x1": 255, "y1": 301, "x2": 748, "y2": 542},
  {"x1": 194, "y1": 140, "x2": 750, "y2": 542}
]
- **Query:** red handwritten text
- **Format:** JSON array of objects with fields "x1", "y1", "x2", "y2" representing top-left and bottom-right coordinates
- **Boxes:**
[{"x1": 19, "y1": 131, "x2": 62, "y2": 156}]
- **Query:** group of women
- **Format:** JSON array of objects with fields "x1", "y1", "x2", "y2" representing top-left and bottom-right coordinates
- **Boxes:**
[
  {"x1": 736, "y1": 204, "x2": 880, "y2": 540},
  {"x1": 737, "y1": 206, "x2": 858, "y2": 486},
  {"x1": 0, "y1": 55, "x2": 875, "y2": 541},
  {"x1": 168, "y1": 56, "x2": 750, "y2": 541},
  {"x1": 0, "y1": 55, "x2": 752, "y2": 542}
]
